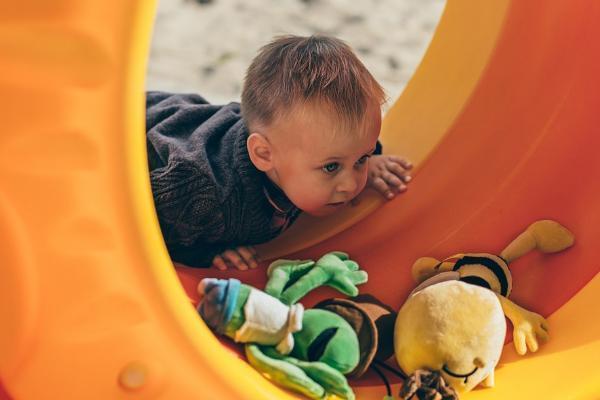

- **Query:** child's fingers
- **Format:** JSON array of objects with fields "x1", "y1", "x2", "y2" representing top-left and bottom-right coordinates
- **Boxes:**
[
  {"x1": 222, "y1": 254, "x2": 237, "y2": 269},
  {"x1": 245, "y1": 246, "x2": 258, "y2": 258},
  {"x1": 237, "y1": 246, "x2": 258, "y2": 269},
  {"x1": 371, "y1": 177, "x2": 394, "y2": 199},
  {"x1": 382, "y1": 171, "x2": 406, "y2": 190},
  {"x1": 388, "y1": 155, "x2": 413, "y2": 170},
  {"x1": 394, "y1": 183, "x2": 408, "y2": 193},
  {"x1": 212, "y1": 255, "x2": 228, "y2": 271},
  {"x1": 387, "y1": 161, "x2": 412, "y2": 183},
  {"x1": 223, "y1": 249, "x2": 249, "y2": 271}
]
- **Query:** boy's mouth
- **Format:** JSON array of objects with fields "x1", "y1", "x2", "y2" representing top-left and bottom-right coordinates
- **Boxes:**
[{"x1": 327, "y1": 201, "x2": 346, "y2": 207}]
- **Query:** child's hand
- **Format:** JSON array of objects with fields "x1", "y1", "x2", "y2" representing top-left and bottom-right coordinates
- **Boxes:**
[
  {"x1": 367, "y1": 155, "x2": 413, "y2": 199},
  {"x1": 212, "y1": 246, "x2": 258, "y2": 271}
]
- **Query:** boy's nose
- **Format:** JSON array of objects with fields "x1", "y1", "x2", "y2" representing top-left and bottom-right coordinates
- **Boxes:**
[{"x1": 336, "y1": 175, "x2": 359, "y2": 194}]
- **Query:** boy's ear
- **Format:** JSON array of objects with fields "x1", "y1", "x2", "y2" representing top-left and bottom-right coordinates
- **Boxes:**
[{"x1": 247, "y1": 132, "x2": 273, "y2": 172}]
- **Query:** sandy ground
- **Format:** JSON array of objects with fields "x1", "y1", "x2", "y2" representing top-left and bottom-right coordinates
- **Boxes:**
[{"x1": 146, "y1": 0, "x2": 446, "y2": 109}]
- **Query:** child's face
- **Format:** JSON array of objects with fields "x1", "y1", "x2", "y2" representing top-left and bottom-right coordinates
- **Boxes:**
[{"x1": 266, "y1": 103, "x2": 381, "y2": 216}]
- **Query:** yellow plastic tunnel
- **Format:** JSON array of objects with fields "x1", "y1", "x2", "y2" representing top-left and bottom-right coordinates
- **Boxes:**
[{"x1": 1, "y1": 0, "x2": 599, "y2": 399}]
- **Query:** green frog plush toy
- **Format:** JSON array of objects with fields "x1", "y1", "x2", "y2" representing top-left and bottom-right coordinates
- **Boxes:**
[{"x1": 197, "y1": 252, "x2": 368, "y2": 400}]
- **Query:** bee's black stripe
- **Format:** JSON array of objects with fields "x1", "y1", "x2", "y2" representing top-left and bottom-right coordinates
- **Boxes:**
[
  {"x1": 453, "y1": 255, "x2": 509, "y2": 296},
  {"x1": 459, "y1": 275, "x2": 492, "y2": 290}
]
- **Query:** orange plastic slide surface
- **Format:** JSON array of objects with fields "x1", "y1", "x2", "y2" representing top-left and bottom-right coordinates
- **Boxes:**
[{"x1": 1, "y1": 0, "x2": 599, "y2": 399}]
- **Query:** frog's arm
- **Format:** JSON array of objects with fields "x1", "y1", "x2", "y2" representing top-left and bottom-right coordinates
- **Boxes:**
[
  {"x1": 247, "y1": 345, "x2": 355, "y2": 400},
  {"x1": 283, "y1": 357, "x2": 354, "y2": 400},
  {"x1": 497, "y1": 295, "x2": 550, "y2": 355},
  {"x1": 265, "y1": 259, "x2": 315, "y2": 299},
  {"x1": 246, "y1": 344, "x2": 325, "y2": 399},
  {"x1": 267, "y1": 252, "x2": 368, "y2": 305}
]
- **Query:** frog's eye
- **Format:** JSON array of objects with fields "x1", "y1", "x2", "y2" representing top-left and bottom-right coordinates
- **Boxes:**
[{"x1": 307, "y1": 327, "x2": 338, "y2": 361}]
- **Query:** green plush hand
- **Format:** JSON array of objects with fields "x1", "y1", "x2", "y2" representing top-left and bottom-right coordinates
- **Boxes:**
[
  {"x1": 269, "y1": 252, "x2": 367, "y2": 305},
  {"x1": 246, "y1": 344, "x2": 326, "y2": 399},
  {"x1": 265, "y1": 259, "x2": 315, "y2": 299},
  {"x1": 283, "y1": 357, "x2": 355, "y2": 400},
  {"x1": 315, "y1": 252, "x2": 368, "y2": 296},
  {"x1": 247, "y1": 345, "x2": 355, "y2": 400}
]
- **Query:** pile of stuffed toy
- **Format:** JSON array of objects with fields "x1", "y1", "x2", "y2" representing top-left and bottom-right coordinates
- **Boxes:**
[{"x1": 197, "y1": 220, "x2": 574, "y2": 399}]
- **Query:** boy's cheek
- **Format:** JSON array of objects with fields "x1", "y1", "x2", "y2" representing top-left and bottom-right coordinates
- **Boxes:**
[{"x1": 360, "y1": 178, "x2": 369, "y2": 194}]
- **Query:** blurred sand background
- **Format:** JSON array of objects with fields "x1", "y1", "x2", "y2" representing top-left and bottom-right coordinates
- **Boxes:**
[{"x1": 146, "y1": 0, "x2": 446, "y2": 109}]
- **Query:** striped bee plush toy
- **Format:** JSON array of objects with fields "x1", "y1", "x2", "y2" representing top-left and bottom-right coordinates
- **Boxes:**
[{"x1": 394, "y1": 220, "x2": 574, "y2": 398}]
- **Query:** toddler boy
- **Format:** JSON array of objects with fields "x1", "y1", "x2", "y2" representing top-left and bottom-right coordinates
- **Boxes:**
[{"x1": 146, "y1": 35, "x2": 412, "y2": 270}]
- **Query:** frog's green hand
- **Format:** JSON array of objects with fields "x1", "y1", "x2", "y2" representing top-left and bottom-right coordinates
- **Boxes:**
[
  {"x1": 316, "y1": 252, "x2": 368, "y2": 297},
  {"x1": 245, "y1": 344, "x2": 325, "y2": 399},
  {"x1": 265, "y1": 259, "x2": 315, "y2": 299},
  {"x1": 286, "y1": 358, "x2": 355, "y2": 400},
  {"x1": 325, "y1": 265, "x2": 368, "y2": 297},
  {"x1": 279, "y1": 252, "x2": 367, "y2": 305},
  {"x1": 260, "y1": 346, "x2": 355, "y2": 400}
]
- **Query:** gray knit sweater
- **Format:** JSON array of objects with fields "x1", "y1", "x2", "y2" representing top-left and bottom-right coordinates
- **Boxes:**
[{"x1": 146, "y1": 91, "x2": 300, "y2": 267}]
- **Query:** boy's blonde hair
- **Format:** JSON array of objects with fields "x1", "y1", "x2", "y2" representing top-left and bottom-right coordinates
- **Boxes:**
[{"x1": 241, "y1": 35, "x2": 386, "y2": 132}]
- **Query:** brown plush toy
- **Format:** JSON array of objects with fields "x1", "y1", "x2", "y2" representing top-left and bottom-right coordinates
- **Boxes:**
[{"x1": 394, "y1": 220, "x2": 575, "y2": 397}]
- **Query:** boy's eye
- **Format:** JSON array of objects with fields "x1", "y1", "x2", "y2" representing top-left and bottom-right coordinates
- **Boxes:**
[
  {"x1": 322, "y1": 162, "x2": 340, "y2": 174},
  {"x1": 356, "y1": 155, "x2": 370, "y2": 165}
]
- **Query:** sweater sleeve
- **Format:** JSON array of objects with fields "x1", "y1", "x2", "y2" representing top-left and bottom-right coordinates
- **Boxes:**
[
  {"x1": 150, "y1": 159, "x2": 227, "y2": 267},
  {"x1": 146, "y1": 91, "x2": 210, "y2": 131}
]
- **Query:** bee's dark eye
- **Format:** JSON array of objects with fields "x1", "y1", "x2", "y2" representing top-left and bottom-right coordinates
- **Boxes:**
[
  {"x1": 307, "y1": 327, "x2": 338, "y2": 361},
  {"x1": 322, "y1": 162, "x2": 340, "y2": 174}
]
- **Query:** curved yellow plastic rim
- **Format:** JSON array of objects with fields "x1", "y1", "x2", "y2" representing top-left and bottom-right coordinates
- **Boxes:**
[{"x1": 1, "y1": 0, "x2": 599, "y2": 399}]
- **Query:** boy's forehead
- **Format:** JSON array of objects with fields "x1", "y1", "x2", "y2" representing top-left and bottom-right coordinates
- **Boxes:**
[
  {"x1": 302, "y1": 121, "x2": 380, "y2": 161},
  {"x1": 267, "y1": 100, "x2": 381, "y2": 155},
  {"x1": 316, "y1": 134, "x2": 377, "y2": 159}
]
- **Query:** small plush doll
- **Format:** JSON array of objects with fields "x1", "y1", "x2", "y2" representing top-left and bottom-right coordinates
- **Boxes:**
[
  {"x1": 394, "y1": 220, "x2": 574, "y2": 397},
  {"x1": 197, "y1": 252, "x2": 368, "y2": 400}
]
